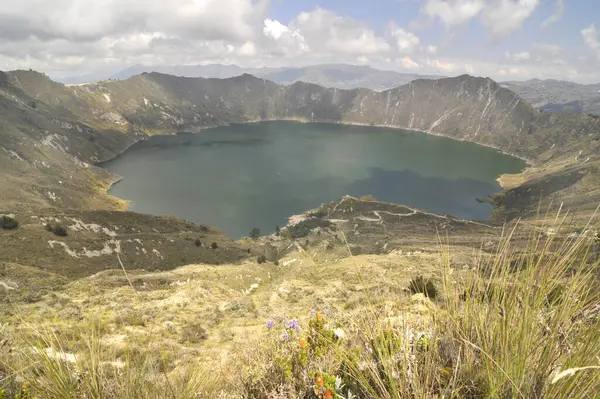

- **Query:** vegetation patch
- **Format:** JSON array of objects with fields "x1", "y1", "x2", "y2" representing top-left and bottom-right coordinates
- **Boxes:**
[
  {"x1": 408, "y1": 275, "x2": 437, "y2": 299},
  {"x1": 0, "y1": 215, "x2": 18, "y2": 230},
  {"x1": 46, "y1": 222, "x2": 68, "y2": 237}
]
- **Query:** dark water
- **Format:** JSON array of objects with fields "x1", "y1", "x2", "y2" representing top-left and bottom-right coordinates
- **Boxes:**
[{"x1": 102, "y1": 122, "x2": 526, "y2": 238}]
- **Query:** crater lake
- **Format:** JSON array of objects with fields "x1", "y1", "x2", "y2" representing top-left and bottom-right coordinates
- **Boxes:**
[{"x1": 102, "y1": 121, "x2": 526, "y2": 238}]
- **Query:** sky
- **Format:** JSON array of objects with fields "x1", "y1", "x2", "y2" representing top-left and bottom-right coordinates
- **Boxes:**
[{"x1": 0, "y1": 0, "x2": 599, "y2": 83}]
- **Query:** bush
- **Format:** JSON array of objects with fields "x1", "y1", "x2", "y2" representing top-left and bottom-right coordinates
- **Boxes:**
[
  {"x1": 249, "y1": 227, "x2": 261, "y2": 240},
  {"x1": 55, "y1": 224, "x2": 68, "y2": 237},
  {"x1": 46, "y1": 223, "x2": 68, "y2": 237},
  {"x1": 408, "y1": 276, "x2": 437, "y2": 299},
  {"x1": 257, "y1": 255, "x2": 267, "y2": 264},
  {"x1": 179, "y1": 323, "x2": 208, "y2": 344},
  {"x1": 0, "y1": 215, "x2": 18, "y2": 230},
  {"x1": 274, "y1": 260, "x2": 280, "y2": 266},
  {"x1": 210, "y1": 242, "x2": 218, "y2": 249},
  {"x1": 194, "y1": 238, "x2": 202, "y2": 247}
]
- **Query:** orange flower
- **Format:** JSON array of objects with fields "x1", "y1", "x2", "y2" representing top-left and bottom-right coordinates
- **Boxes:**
[
  {"x1": 316, "y1": 375, "x2": 324, "y2": 387},
  {"x1": 22, "y1": 382, "x2": 30, "y2": 389},
  {"x1": 317, "y1": 311, "x2": 323, "y2": 322},
  {"x1": 324, "y1": 389, "x2": 333, "y2": 399},
  {"x1": 299, "y1": 337, "x2": 307, "y2": 348}
]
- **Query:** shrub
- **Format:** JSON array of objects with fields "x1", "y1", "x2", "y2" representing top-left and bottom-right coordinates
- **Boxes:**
[
  {"x1": 46, "y1": 223, "x2": 68, "y2": 237},
  {"x1": 194, "y1": 238, "x2": 202, "y2": 247},
  {"x1": 274, "y1": 260, "x2": 280, "y2": 266},
  {"x1": 0, "y1": 215, "x2": 18, "y2": 230},
  {"x1": 210, "y1": 242, "x2": 218, "y2": 249},
  {"x1": 408, "y1": 275, "x2": 437, "y2": 299},
  {"x1": 249, "y1": 227, "x2": 261, "y2": 240},
  {"x1": 257, "y1": 255, "x2": 267, "y2": 264},
  {"x1": 179, "y1": 323, "x2": 208, "y2": 344}
]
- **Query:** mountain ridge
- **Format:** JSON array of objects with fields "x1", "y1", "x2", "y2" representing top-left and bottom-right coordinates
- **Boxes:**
[
  {"x1": 56, "y1": 63, "x2": 600, "y2": 117},
  {"x1": 1, "y1": 70, "x2": 599, "y2": 221},
  {"x1": 57, "y1": 63, "x2": 443, "y2": 91}
]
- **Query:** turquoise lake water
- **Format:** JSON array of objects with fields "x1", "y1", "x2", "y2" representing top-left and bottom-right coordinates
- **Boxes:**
[{"x1": 102, "y1": 121, "x2": 526, "y2": 238}]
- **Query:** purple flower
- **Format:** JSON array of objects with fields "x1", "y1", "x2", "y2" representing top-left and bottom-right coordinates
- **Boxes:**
[
  {"x1": 311, "y1": 309, "x2": 317, "y2": 316},
  {"x1": 266, "y1": 319, "x2": 275, "y2": 329},
  {"x1": 286, "y1": 318, "x2": 300, "y2": 330},
  {"x1": 281, "y1": 330, "x2": 290, "y2": 341}
]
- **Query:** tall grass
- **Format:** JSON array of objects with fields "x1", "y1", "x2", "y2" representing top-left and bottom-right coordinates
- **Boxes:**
[
  {"x1": 2, "y1": 326, "x2": 229, "y2": 399},
  {"x1": 2, "y1": 218, "x2": 599, "y2": 398},
  {"x1": 340, "y1": 219, "x2": 600, "y2": 398}
]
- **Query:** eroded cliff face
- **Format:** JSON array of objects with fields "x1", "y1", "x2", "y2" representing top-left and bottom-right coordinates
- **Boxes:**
[{"x1": 1, "y1": 70, "x2": 599, "y2": 218}]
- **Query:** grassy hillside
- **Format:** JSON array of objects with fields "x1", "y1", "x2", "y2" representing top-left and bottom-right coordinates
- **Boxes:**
[{"x1": 2, "y1": 217, "x2": 599, "y2": 398}]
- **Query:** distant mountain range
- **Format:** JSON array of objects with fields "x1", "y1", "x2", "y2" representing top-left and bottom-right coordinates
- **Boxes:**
[
  {"x1": 61, "y1": 63, "x2": 443, "y2": 91},
  {"x1": 501, "y1": 79, "x2": 600, "y2": 116}
]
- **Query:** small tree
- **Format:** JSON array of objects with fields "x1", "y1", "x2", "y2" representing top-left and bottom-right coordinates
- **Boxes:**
[
  {"x1": 0, "y1": 215, "x2": 18, "y2": 230},
  {"x1": 275, "y1": 225, "x2": 281, "y2": 236},
  {"x1": 249, "y1": 227, "x2": 261, "y2": 240},
  {"x1": 194, "y1": 238, "x2": 202, "y2": 247},
  {"x1": 257, "y1": 255, "x2": 267, "y2": 264},
  {"x1": 210, "y1": 242, "x2": 218, "y2": 249}
]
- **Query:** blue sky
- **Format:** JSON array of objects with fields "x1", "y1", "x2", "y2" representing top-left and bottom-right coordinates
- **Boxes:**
[{"x1": 0, "y1": 0, "x2": 599, "y2": 83}]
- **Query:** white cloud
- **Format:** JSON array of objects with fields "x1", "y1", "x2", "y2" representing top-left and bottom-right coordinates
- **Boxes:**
[
  {"x1": 263, "y1": 19, "x2": 289, "y2": 40},
  {"x1": 426, "y1": 58, "x2": 456, "y2": 71},
  {"x1": 397, "y1": 56, "x2": 420, "y2": 68},
  {"x1": 389, "y1": 26, "x2": 420, "y2": 54},
  {"x1": 423, "y1": 0, "x2": 485, "y2": 26},
  {"x1": 582, "y1": 24, "x2": 600, "y2": 55},
  {"x1": 423, "y1": 0, "x2": 540, "y2": 40},
  {"x1": 237, "y1": 41, "x2": 257, "y2": 57},
  {"x1": 262, "y1": 19, "x2": 310, "y2": 57},
  {"x1": 534, "y1": 43, "x2": 563, "y2": 56},
  {"x1": 0, "y1": 0, "x2": 268, "y2": 42},
  {"x1": 0, "y1": 0, "x2": 271, "y2": 74},
  {"x1": 291, "y1": 8, "x2": 391, "y2": 55},
  {"x1": 426, "y1": 45, "x2": 438, "y2": 54},
  {"x1": 541, "y1": 0, "x2": 564, "y2": 28},
  {"x1": 482, "y1": 0, "x2": 540, "y2": 39},
  {"x1": 505, "y1": 51, "x2": 531, "y2": 61}
]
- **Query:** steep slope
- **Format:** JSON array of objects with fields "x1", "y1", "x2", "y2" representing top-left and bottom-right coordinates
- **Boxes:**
[{"x1": 0, "y1": 71, "x2": 137, "y2": 211}]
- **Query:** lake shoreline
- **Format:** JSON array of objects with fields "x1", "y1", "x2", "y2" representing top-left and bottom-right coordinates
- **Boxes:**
[{"x1": 99, "y1": 120, "x2": 525, "y2": 236}]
